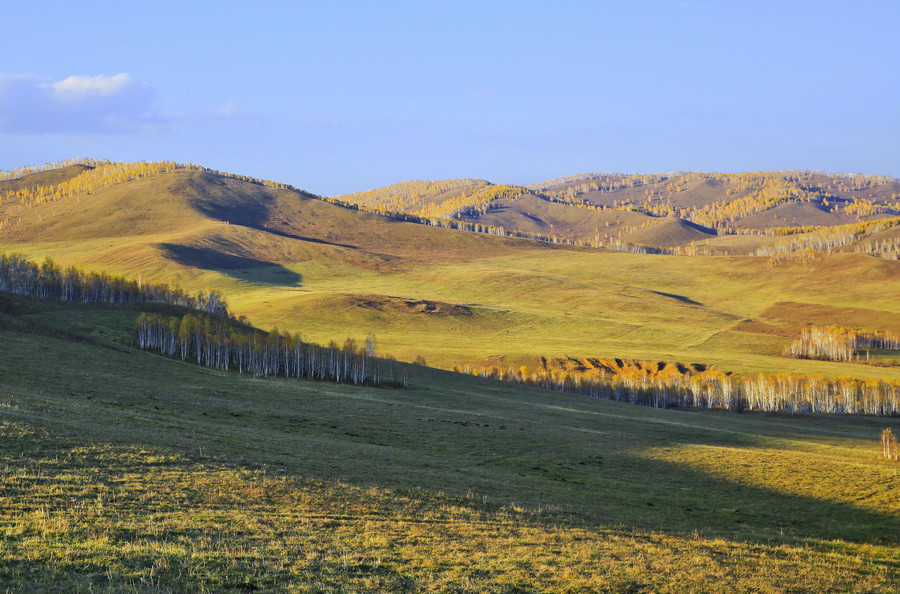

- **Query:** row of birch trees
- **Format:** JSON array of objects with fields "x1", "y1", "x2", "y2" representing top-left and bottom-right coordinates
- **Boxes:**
[
  {"x1": 0, "y1": 253, "x2": 229, "y2": 316},
  {"x1": 475, "y1": 365, "x2": 900, "y2": 416},
  {"x1": 136, "y1": 313, "x2": 405, "y2": 387},
  {"x1": 786, "y1": 325, "x2": 900, "y2": 362},
  {"x1": 0, "y1": 252, "x2": 405, "y2": 388},
  {"x1": 856, "y1": 238, "x2": 900, "y2": 260}
]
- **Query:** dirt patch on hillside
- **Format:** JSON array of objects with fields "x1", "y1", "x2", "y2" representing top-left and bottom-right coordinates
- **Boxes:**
[
  {"x1": 349, "y1": 294, "x2": 473, "y2": 317},
  {"x1": 540, "y1": 357, "x2": 717, "y2": 376},
  {"x1": 731, "y1": 319, "x2": 794, "y2": 337},
  {"x1": 479, "y1": 354, "x2": 721, "y2": 377}
]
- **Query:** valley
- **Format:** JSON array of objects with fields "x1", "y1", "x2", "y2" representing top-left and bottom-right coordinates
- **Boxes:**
[
  {"x1": 2, "y1": 160, "x2": 900, "y2": 592},
  {"x1": 0, "y1": 292, "x2": 897, "y2": 592},
  {"x1": 3, "y1": 161, "x2": 900, "y2": 379}
]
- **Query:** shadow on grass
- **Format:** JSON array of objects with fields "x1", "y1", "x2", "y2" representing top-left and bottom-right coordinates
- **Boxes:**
[
  {"x1": 158, "y1": 243, "x2": 302, "y2": 286},
  {"x1": 649, "y1": 290, "x2": 702, "y2": 306},
  {"x1": 187, "y1": 185, "x2": 358, "y2": 250},
  {"x1": 2, "y1": 316, "x2": 898, "y2": 554},
  {"x1": 0, "y1": 412, "x2": 897, "y2": 594},
  {"x1": 258, "y1": 225, "x2": 360, "y2": 250}
]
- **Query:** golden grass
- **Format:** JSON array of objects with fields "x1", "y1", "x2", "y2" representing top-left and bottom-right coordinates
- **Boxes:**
[
  {"x1": 2, "y1": 421, "x2": 897, "y2": 594},
  {"x1": 1, "y1": 297, "x2": 900, "y2": 591},
  {"x1": 4, "y1": 169, "x2": 900, "y2": 383}
]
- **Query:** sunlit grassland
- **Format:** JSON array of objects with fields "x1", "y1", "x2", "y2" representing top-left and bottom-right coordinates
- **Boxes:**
[
  {"x1": 3, "y1": 423, "x2": 897, "y2": 594},
  {"x1": 4, "y1": 167, "x2": 900, "y2": 383},
  {"x1": 1, "y1": 298, "x2": 899, "y2": 592},
  {"x1": 700, "y1": 233, "x2": 786, "y2": 253},
  {"x1": 5, "y1": 232, "x2": 900, "y2": 382}
]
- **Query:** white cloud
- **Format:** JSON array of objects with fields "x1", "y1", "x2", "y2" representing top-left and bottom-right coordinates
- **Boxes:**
[
  {"x1": 0, "y1": 73, "x2": 157, "y2": 134},
  {"x1": 51, "y1": 73, "x2": 136, "y2": 97}
]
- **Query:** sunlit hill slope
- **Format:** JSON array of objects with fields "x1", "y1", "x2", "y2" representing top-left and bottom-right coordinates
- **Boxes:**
[{"x1": 3, "y1": 161, "x2": 900, "y2": 381}]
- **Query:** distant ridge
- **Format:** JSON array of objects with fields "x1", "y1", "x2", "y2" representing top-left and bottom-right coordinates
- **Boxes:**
[
  {"x1": 335, "y1": 169, "x2": 900, "y2": 250},
  {"x1": 527, "y1": 172, "x2": 630, "y2": 191},
  {"x1": 3, "y1": 159, "x2": 899, "y2": 256}
]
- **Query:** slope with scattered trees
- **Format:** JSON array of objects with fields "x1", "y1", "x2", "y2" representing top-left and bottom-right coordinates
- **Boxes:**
[{"x1": 475, "y1": 357, "x2": 900, "y2": 416}]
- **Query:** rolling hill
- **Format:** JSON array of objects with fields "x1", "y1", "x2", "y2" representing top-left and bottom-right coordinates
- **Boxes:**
[
  {"x1": 337, "y1": 170, "x2": 900, "y2": 251},
  {"x1": 533, "y1": 170, "x2": 900, "y2": 215},
  {"x1": 622, "y1": 217, "x2": 717, "y2": 248},
  {"x1": 0, "y1": 163, "x2": 93, "y2": 193},
  {"x1": 3, "y1": 161, "x2": 900, "y2": 382},
  {"x1": 734, "y1": 201, "x2": 864, "y2": 229},
  {"x1": 3, "y1": 160, "x2": 900, "y2": 591}
]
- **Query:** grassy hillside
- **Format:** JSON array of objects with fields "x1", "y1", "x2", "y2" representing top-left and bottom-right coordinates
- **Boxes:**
[
  {"x1": 3, "y1": 165, "x2": 900, "y2": 381},
  {"x1": 535, "y1": 171, "x2": 900, "y2": 218},
  {"x1": 622, "y1": 217, "x2": 716, "y2": 248},
  {"x1": 1, "y1": 293, "x2": 898, "y2": 592},
  {"x1": 733, "y1": 201, "x2": 861, "y2": 229},
  {"x1": 457, "y1": 194, "x2": 658, "y2": 239},
  {"x1": 332, "y1": 178, "x2": 492, "y2": 215},
  {"x1": 336, "y1": 170, "x2": 900, "y2": 252}
]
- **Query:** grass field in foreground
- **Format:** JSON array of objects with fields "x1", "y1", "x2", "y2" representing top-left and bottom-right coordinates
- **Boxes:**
[{"x1": 0, "y1": 295, "x2": 898, "y2": 592}]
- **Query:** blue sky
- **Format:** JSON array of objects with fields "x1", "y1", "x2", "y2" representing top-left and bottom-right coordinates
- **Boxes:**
[{"x1": 1, "y1": 1, "x2": 897, "y2": 195}]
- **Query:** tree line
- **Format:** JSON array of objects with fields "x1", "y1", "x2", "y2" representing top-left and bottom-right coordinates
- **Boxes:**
[
  {"x1": 136, "y1": 313, "x2": 405, "y2": 388},
  {"x1": 332, "y1": 178, "x2": 490, "y2": 214},
  {"x1": 0, "y1": 252, "x2": 406, "y2": 389},
  {"x1": 472, "y1": 362, "x2": 900, "y2": 416},
  {"x1": 785, "y1": 325, "x2": 900, "y2": 362},
  {"x1": 0, "y1": 253, "x2": 229, "y2": 317}
]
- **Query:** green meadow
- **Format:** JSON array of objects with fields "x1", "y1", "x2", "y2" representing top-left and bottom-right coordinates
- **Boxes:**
[
  {"x1": 3, "y1": 166, "x2": 900, "y2": 592},
  {"x1": 6, "y1": 235, "x2": 900, "y2": 380},
  {"x1": 0, "y1": 295, "x2": 898, "y2": 592},
  {"x1": 4, "y1": 168, "x2": 900, "y2": 381}
]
